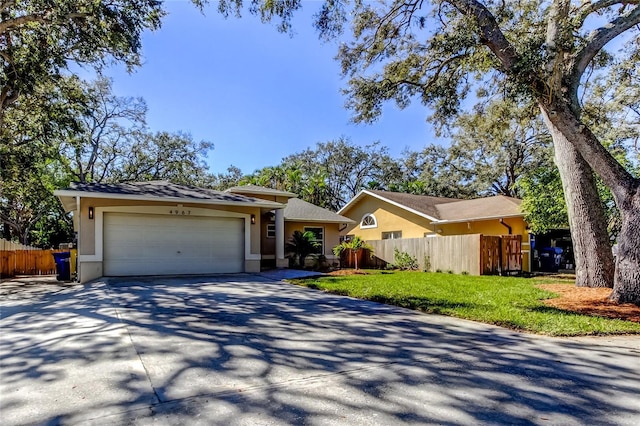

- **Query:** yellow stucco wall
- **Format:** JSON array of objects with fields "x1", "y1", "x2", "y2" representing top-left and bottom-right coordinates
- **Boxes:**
[
  {"x1": 341, "y1": 196, "x2": 531, "y2": 272},
  {"x1": 341, "y1": 197, "x2": 436, "y2": 240}
]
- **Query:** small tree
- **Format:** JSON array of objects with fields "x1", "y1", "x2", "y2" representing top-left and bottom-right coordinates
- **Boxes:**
[
  {"x1": 333, "y1": 236, "x2": 373, "y2": 270},
  {"x1": 286, "y1": 231, "x2": 320, "y2": 268}
]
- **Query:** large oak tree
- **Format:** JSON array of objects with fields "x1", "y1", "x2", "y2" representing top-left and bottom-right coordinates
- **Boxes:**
[{"x1": 228, "y1": 0, "x2": 639, "y2": 303}]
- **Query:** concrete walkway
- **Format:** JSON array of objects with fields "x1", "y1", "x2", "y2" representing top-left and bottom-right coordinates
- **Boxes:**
[{"x1": 1, "y1": 274, "x2": 639, "y2": 425}]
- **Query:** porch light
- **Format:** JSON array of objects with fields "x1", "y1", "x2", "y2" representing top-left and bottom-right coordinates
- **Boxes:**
[
  {"x1": 88, "y1": 207, "x2": 94, "y2": 220},
  {"x1": 251, "y1": 214, "x2": 256, "y2": 225}
]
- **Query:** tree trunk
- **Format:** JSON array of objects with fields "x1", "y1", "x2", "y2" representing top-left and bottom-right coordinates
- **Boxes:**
[
  {"x1": 541, "y1": 110, "x2": 615, "y2": 288},
  {"x1": 609, "y1": 191, "x2": 640, "y2": 304}
]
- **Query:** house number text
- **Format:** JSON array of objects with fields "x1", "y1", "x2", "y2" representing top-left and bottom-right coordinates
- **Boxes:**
[{"x1": 169, "y1": 210, "x2": 191, "y2": 215}]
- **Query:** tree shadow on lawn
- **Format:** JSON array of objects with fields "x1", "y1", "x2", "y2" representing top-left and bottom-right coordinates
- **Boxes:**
[{"x1": 1, "y1": 275, "x2": 639, "y2": 425}]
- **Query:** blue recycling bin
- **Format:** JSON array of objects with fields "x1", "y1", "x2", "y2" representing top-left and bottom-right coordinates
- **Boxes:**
[
  {"x1": 52, "y1": 252, "x2": 71, "y2": 281},
  {"x1": 540, "y1": 247, "x2": 563, "y2": 272}
]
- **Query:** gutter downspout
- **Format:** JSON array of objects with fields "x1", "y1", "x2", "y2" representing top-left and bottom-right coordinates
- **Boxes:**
[{"x1": 499, "y1": 218, "x2": 512, "y2": 235}]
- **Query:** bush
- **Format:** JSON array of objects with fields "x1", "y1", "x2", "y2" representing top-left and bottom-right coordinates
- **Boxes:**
[{"x1": 393, "y1": 248, "x2": 419, "y2": 270}]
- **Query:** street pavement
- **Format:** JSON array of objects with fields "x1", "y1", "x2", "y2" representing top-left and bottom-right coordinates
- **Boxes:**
[{"x1": 1, "y1": 274, "x2": 639, "y2": 425}]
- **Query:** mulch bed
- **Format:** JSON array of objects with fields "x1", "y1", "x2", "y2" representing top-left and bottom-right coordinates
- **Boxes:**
[{"x1": 538, "y1": 284, "x2": 640, "y2": 323}]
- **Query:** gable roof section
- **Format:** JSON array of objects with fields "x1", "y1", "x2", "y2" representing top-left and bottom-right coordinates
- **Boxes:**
[
  {"x1": 338, "y1": 190, "x2": 523, "y2": 224},
  {"x1": 226, "y1": 184, "x2": 298, "y2": 198},
  {"x1": 433, "y1": 195, "x2": 522, "y2": 223},
  {"x1": 338, "y1": 190, "x2": 458, "y2": 222},
  {"x1": 284, "y1": 198, "x2": 355, "y2": 224},
  {"x1": 54, "y1": 181, "x2": 284, "y2": 212}
]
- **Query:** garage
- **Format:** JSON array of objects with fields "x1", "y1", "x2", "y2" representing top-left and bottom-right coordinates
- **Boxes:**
[
  {"x1": 103, "y1": 212, "x2": 244, "y2": 276},
  {"x1": 55, "y1": 181, "x2": 286, "y2": 282}
]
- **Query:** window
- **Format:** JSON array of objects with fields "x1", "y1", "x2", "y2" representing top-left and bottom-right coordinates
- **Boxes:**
[
  {"x1": 382, "y1": 231, "x2": 402, "y2": 240},
  {"x1": 304, "y1": 226, "x2": 324, "y2": 254},
  {"x1": 267, "y1": 224, "x2": 276, "y2": 238},
  {"x1": 360, "y1": 213, "x2": 377, "y2": 229}
]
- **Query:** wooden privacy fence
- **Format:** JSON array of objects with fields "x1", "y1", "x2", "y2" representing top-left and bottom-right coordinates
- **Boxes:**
[
  {"x1": 353, "y1": 234, "x2": 522, "y2": 276},
  {"x1": 0, "y1": 238, "x2": 68, "y2": 278},
  {"x1": 1, "y1": 250, "x2": 66, "y2": 278}
]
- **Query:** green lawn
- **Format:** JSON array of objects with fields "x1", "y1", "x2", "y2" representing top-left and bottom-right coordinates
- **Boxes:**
[{"x1": 291, "y1": 271, "x2": 640, "y2": 336}]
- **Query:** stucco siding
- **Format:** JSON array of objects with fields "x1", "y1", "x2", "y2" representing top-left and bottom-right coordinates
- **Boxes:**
[
  {"x1": 341, "y1": 197, "x2": 434, "y2": 240},
  {"x1": 438, "y1": 217, "x2": 526, "y2": 237},
  {"x1": 78, "y1": 261, "x2": 102, "y2": 283},
  {"x1": 78, "y1": 197, "x2": 262, "y2": 260},
  {"x1": 285, "y1": 222, "x2": 342, "y2": 257},
  {"x1": 340, "y1": 195, "x2": 531, "y2": 272}
]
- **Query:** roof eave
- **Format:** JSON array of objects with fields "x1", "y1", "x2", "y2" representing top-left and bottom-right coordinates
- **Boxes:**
[
  {"x1": 338, "y1": 190, "x2": 439, "y2": 222},
  {"x1": 225, "y1": 187, "x2": 298, "y2": 198},
  {"x1": 285, "y1": 217, "x2": 356, "y2": 224},
  {"x1": 431, "y1": 213, "x2": 524, "y2": 225},
  {"x1": 53, "y1": 190, "x2": 285, "y2": 210}
]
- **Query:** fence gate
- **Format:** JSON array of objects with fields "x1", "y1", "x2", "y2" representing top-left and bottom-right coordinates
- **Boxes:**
[
  {"x1": 501, "y1": 235, "x2": 522, "y2": 274},
  {"x1": 480, "y1": 236, "x2": 501, "y2": 275}
]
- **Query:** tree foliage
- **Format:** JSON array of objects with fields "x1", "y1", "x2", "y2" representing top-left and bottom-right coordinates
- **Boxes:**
[
  {"x1": 244, "y1": 137, "x2": 396, "y2": 211},
  {"x1": 442, "y1": 98, "x2": 553, "y2": 197},
  {"x1": 285, "y1": 230, "x2": 320, "y2": 267},
  {"x1": 0, "y1": 76, "x2": 80, "y2": 246},
  {"x1": 1, "y1": 75, "x2": 213, "y2": 246},
  {"x1": 57, "y1": 77, "x2": 213, "y2": 186},
  {"x1": 0, "y1": 0, "x2": 170, "y2": 116}
]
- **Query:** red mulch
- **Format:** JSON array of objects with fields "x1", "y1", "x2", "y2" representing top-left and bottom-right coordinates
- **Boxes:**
[
  {"x1": 538, "y1": 284, "x2": 640, "y2": 323},
  {"x1": 327, "y1": 269, "x2": 371, "y2": 276}
]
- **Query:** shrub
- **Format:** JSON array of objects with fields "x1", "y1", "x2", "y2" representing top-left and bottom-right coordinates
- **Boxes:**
[
  {"x1": 393, "y1": 248, "x2": 419, "y2": 270},
  {"x1": 333, "y1": 236, "x2": 373, "y2": 270}
]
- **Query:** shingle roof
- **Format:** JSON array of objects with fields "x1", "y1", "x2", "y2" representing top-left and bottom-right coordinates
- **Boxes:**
[
  {"x1": 366, "y1": 190, "x2": 459, "y2": 219},
  {"x1": 55, "y1": 181, "x2": 284, "y2": 210},
  {"x1": 434, "y1": 195, "x2": 522, "y2": 222},
  {"x1": 284, "y1": 198, "x2": 355, "y2": 223},
  {"x1": 226, "y1": 184, "x2": 297, "y2": 198},
  {"x1": 339, "y1": 190, "x2": 523, "y2": 223}
]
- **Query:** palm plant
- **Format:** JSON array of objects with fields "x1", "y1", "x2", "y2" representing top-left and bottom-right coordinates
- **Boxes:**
[
  {"x1": 333, "y1": 236, "x2": 373, "y2": 270},
  {"x1": 286, "y1": 230, "x2": 320, "y2": 268}
]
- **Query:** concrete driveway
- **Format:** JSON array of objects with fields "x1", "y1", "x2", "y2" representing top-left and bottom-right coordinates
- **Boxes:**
[{"x1": 1, "y1": 275, "x2": 639, "y2": 425}]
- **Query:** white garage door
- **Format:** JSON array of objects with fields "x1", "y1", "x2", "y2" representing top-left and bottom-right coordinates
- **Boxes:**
[{"x1": 103, "y1": 213, "x2": 244, "y2": 276}]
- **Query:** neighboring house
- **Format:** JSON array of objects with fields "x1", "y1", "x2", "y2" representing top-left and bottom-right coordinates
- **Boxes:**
[
  {"x1": 337, "y1": 190, "x2": 531, "y2": 271},
  {"x1": 55, "y1": 181, "x2": 353, "y2": 283}
]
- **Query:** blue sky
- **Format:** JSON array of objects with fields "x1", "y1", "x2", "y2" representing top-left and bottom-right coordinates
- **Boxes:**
[{"x1": 102, "y1": 1, "x2": 440, "y2": 175}]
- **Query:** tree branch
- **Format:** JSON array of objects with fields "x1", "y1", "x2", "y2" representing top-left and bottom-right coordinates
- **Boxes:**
[
  {"x1": 0, "y1": 11, "x2": 92, "y2": 34},
  {"x1": 445, "y1": 0, "x2": 519, "y2": 71},
  {"x1": 0, "y1": 212, "x2": 22, "y2": 234},
  {"x1": 0, "y1": 1, "x2": 16, "y2": 12},
  {"x1": 573, "y1": 0, "x2": 640, "y2": 29},
  {"x1": 571, "y1": 6, "x2": 640, "y2": 81}
]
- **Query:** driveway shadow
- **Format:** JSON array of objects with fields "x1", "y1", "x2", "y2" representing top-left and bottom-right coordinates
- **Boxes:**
[{"x1": 2, "y1": 274, "x2": 639, "y2": 425}]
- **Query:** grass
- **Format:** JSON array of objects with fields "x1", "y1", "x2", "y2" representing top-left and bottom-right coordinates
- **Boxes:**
[{"x1": 291, "y1": 271, "x2": 640, "y2": 336}]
